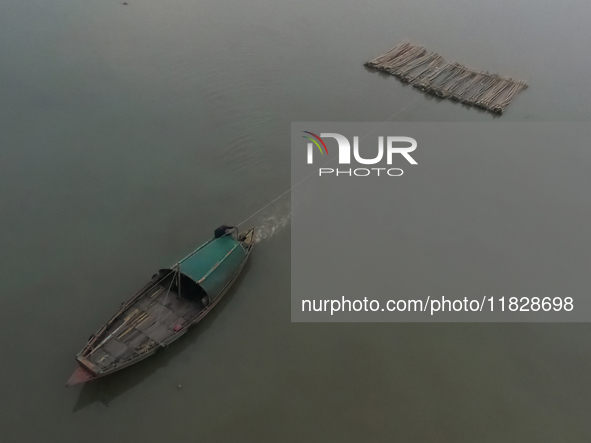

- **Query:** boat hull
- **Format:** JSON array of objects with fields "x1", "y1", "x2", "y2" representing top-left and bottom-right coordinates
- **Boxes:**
[{"x1": 67, "y1": 228, "x2": 255, "y2": 386}]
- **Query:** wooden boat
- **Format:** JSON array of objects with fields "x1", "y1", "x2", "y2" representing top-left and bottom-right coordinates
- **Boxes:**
[{"x1": 67, "y1": 226, "x2": 255, "y2": 386}]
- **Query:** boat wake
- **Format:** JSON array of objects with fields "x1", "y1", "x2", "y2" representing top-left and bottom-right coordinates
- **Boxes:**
[{"x1": 254, "y1": 210, "x2": 290, "y2": 243}]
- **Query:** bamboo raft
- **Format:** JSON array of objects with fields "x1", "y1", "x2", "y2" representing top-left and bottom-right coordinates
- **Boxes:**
[{"x1": 364, "y1": 41, "x2": 527, "y2": 114}]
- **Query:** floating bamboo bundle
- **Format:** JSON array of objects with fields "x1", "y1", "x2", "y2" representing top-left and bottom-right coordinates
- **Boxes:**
[{"x1": 365, "y1": 41, "x2": 527, "y2": 114}]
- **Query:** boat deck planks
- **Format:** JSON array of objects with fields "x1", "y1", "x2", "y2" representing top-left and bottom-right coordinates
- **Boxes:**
[
  {"x1": 86, "y1": 280, "x2": 201, "y2": 372},
  {"x1": 68, "y1": 227, "x2": 256, "y2": 385}
]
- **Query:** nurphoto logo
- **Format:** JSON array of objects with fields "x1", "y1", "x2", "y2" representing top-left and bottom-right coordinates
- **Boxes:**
[{"x1": 303, "y1": 131, "x2": 417, "y2": 177}]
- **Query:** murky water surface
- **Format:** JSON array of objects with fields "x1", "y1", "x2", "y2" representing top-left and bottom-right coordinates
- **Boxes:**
[{"x1": 2, "y1": 0, "x2": 591, "y2": 441}]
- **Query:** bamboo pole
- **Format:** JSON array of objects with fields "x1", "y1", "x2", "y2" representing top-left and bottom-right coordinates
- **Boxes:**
[{"x1": 364, "y1": 42, "x2": 527, "y2": 114}]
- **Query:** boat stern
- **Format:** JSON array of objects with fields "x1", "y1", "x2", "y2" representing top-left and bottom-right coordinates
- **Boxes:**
[{"x1": 239, "y1": 228, "x2": 256, "y2": 248}]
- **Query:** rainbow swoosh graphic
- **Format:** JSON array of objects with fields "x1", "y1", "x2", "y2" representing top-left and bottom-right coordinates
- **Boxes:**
[{"x1": 302, "y1": 131, "x2": 328, "y2": 155}]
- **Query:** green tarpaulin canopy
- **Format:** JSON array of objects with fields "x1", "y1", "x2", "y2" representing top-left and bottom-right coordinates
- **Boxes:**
[{"x1": 178, "y1": 235, "x2": 246, "y2": 297}]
